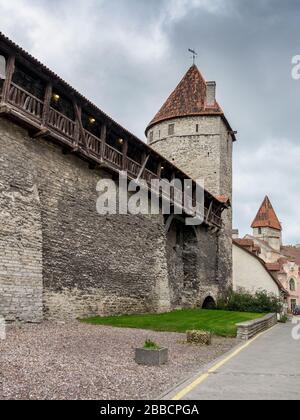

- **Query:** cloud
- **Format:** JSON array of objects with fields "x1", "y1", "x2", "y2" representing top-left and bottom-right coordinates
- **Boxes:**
[
  {"x1": 164, "y1": 0, "x2": 231, "y2": 22},
  {"x1": 0, "y1": 0, "x2": 170, "y2": 129},
  {"x1": 0, "y1": 0, "x2": 299, "y2": 243},
  {"x1": 0, "y1": 0, "x2": 168, "y2": 66},
  {"x1": 234, "y1": 138, "x2": 300, "y2": 244}
]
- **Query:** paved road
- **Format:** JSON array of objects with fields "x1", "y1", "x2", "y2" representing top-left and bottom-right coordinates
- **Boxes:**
[{"x1": 164, "y1": 322, "x2": 300, "y2": 400}]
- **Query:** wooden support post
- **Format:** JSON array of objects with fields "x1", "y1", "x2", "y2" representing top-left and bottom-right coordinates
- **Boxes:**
[
  {"x1": 2, "y1": 55, "x2": 15, "y2": 104},
  {"x1": 205, "y1": 201, "x2": 213, "y2": 223},
  {"x1": 157, "y1": 161, "x2": 162, "y2": 179},
  {"x1": 100, "y1": 123, "x2": 107, "y2": 160},
  {"x1": 73, "y1": 102, "x2": 81, "y2": 150},
  {"x1": 74, "y1": 102, "x2": 87, "y2": 149},
  {"x1": 42, "y1": 83, "x2": 52, "y2": 126},
  {"x1": 33, "y1": 128, "x2": 50, "y2": 139},
  {"x1": 122, "y1": 139, "x2": 128, "y2": 170}
]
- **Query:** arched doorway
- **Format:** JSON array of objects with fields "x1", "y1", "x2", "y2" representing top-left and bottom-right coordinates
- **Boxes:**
[{"x1": 202, "y1": 296, "x2": 216, "y2": 310}]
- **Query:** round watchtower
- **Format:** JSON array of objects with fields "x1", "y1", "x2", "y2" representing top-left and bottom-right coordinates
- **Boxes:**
[
  {"x1": 145, "y1": 64, "x2": 236, "y2": 292},
  {"x1": 145, "y1": 65, "x2": 235, "y2": 199}
]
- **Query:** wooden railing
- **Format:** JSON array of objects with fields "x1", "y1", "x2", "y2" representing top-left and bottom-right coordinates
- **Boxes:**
[
  {"x1": 85, "y1": 131, "x2": 102, "y2": 156},
  {"x1": 2, "y1": 80, "x2": 223, "y2": 228},
  {"x1": 104, "y1": 144, "x2": 123, "y2": 168},
  {"x1": 126, "y1": 157, "x2": 141, "y2": 178},
  {"x1": 8, "y1": 83, "x2": 43, "y2": 120},
  {"x1": 48, "y1": 107, "x2": 75, "y2": 139},
  {"x1": 144, "y1": 169, "x2": 158, "y2": 184}
]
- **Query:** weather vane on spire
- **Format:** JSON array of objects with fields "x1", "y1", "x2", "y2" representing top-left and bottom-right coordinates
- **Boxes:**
[{"x1": 188, "y1": 48, "x2": 197, "y2": 65}]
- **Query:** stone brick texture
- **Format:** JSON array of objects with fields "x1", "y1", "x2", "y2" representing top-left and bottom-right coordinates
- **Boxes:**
[
  {"x1": 148, "y1": 114, "x2": 233, "y2": 295},
  {"x1": 0, "y1": 118, "x2": 224, "y2": 321},
  {"x1": 166, "y1": 220, "x2": 220, "y2": 309},
  {"x1": 236, "y1": 313, "x2": 277, "y2": 341}
]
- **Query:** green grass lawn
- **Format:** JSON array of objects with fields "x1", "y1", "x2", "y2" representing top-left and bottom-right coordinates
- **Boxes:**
[{"x1": 81, "y1": 309, "x2": 264, "y2": 337}]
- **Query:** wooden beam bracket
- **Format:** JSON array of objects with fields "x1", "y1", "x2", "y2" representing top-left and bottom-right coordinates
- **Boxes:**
[
  {"x1": 136, "y1": 154, "x2": 150, "y2": 182},
  {"x1": 0, "y1": 104, "x2": 12, "y2": 115},
  {"x1": 33, "y1": 128, "x2": 50, "y2": 139}
]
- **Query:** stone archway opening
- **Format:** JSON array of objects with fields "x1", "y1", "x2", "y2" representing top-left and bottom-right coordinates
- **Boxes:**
[
  {"x1": 202, "y1": 296, "x2": 216, "y2": 310},
  {"x1": 165, "y1": 218, "x2": 199, "y2": 308}
]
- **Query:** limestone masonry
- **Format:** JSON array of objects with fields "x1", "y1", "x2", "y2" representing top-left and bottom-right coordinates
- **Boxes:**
[
  {"x1": 146, "y1": 65, "x2": 235, "y2": 294},
  {"x1": 0, "y1": 34, "x2": 235, "y2": 321}
]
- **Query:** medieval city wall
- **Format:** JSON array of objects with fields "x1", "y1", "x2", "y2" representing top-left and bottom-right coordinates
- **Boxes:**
[
  {"x1": 0, "y1": 118, "x2": 222, "y2": 321},
  {"x1": 0, "y1": 118, "x2": 171, "y2": 320},
  {"x1": 0, "y1": 121, "x2": 43, "y2": 322}
]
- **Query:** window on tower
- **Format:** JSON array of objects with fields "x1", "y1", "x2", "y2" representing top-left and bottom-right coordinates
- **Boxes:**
[
  {"x1": 149, "y1": 131, "x2": 153, "y2": 143},
  {"x1": 168, "y1": 124, "x2": 175, "y2": 136},
  {"x1": 290, "y1": 279, "x2": 296, "y2": 292},
  {"x1": 196, "y1": 124, "x2": 199, "y2": 133}
]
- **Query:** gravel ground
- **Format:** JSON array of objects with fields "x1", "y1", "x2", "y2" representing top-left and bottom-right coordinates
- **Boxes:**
[{"x1": 0, "y1": 321, "x2": 236, "y2": 400}]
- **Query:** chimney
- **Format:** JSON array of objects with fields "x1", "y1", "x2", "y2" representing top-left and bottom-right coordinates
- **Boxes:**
[
  {"x1": 232, "y1": 229, "x2": 239, "y2": 239},
  {"x1": 206, "y1": 81, "x2": 216, "y2": 107}
]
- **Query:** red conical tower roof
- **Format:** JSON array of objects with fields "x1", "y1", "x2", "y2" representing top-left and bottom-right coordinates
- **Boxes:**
[
  {"x1": 146, "y1": 65, "x2": 223, "y2": 131},
  {"x1": 251, "y1": 196, "x2": 282, "y2": 231}
]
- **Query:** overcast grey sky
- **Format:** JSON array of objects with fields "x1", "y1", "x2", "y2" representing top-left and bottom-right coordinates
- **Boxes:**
[{"x1": 1, "y1": 0, "x2": 299, "y2": 243}]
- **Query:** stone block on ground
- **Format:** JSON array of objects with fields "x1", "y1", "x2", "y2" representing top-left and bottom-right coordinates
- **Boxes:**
[
  {"x1": 186, "y1": 330, "x2": 212, "y2": 346},
  {"x1": 135, "y1": 347, "x2": 168, "y2": 366}
]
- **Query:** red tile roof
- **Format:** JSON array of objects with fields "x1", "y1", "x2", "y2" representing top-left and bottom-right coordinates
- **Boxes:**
[
  {"x1": 251, "y1": 196, "x2": 282, "y2": 231},
  {"x1": 266, "y1": 258, "x2": 291, "y2": 274},
  {"x1": 265, "y1": 263, "x2": 281, "y2": 272},
  {"x1": 233, "y1": 239, "x2": 261, "y2": 256},
  {"x1": 146, "y1": 65, "x2": 235, "y2": 136},
  {"x1": 252, "y1": 245, "x2": 261, "y2": 253},
  {"x1": 281, "y1": 246, "x2": 300, "y2": 266},
  {"x1": 234, "y1": 239, "x2": 254, "y2": 247}
]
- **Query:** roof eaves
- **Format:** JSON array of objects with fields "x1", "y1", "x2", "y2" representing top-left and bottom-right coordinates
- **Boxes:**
[{"x1": 0, "y1": 32, "x2": 226, "y2": 208}]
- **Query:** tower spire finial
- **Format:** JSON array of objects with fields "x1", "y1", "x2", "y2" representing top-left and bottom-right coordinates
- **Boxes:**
[{"x1": 188, "y1": 48, "x2": 197, "y2": 65}]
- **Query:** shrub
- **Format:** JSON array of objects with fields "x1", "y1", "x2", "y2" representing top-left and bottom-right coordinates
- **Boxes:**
[
  {"x1": 278, "y1": 314, "x2": 288, "y2": 324},
  {"x1": 217, "y1": 289, "x2": 283, "y2": 314},
  {"x1": 143, "y1": 339, "x2": 160, "y2": 350}
]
